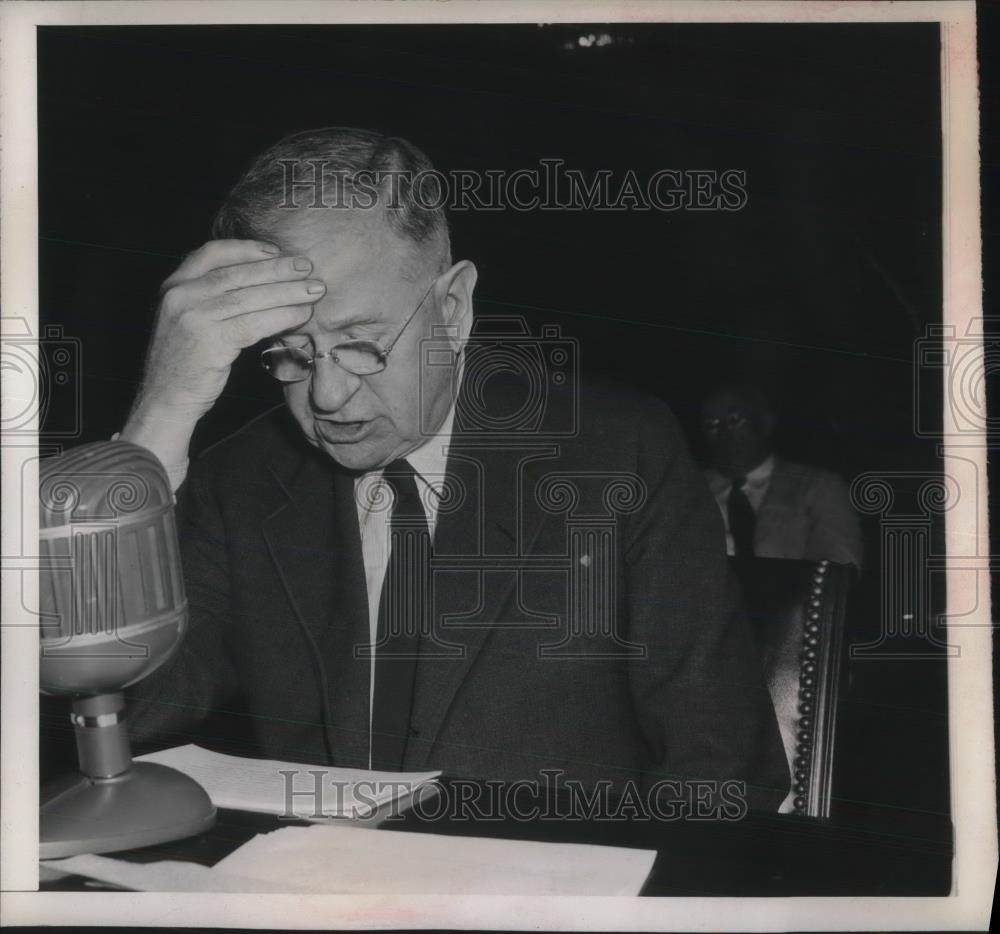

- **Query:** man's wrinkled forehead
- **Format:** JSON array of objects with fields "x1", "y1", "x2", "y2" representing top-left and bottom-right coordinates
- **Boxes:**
[
  {"x1": 269, "y1": 207, "x2": 407, "y2": 279},
  {"x1": 271, "y1": 209, "x2": 419, "y2": 334}
]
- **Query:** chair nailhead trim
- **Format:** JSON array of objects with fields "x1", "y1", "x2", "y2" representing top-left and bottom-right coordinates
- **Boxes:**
[{"x1": 792, "y1": 562, "x2": 829, "y2": 815}]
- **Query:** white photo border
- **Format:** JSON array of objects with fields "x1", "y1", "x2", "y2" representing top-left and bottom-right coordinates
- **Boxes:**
[{"x1": 1, "y1": 1, "x2": 992, "y2": 929}]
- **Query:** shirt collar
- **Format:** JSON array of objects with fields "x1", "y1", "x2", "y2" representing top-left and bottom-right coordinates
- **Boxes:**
[
  {"x1": 404, "y1": 353, "x2": 464, "y2": 490},
  {"x1": 705, "y1": 454, "x2": 775, "y2": 493},
  {"x1": 403, "y1": 398, "x2": 457, "y2": 493},
  {"x1": 745, "y1": 454, "x2": 775, "y2": 484}
]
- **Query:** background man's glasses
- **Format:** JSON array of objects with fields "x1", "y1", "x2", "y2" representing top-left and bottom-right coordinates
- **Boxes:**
[
  {"x1": 702, "y1": 411, "x2": 749, "y2": 434},
  {"x1": 261, "y1": 281, "x2": 435, "y2": 383}
]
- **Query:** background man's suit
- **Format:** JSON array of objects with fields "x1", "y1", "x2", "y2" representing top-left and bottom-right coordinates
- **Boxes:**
[
  {"x1": 128, "y1": 374, "x2": 789, "y2": 810},
  {"x1": 749, "y1": 459, "x2": 862, "y2": 567}
]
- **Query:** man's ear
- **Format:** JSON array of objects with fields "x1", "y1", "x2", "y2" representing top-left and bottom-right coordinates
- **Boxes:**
[{"x1": 436, "y1": 259, "x2": 477, "y2": 350}]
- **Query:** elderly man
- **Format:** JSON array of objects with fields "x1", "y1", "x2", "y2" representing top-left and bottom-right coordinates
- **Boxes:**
[{"x1": 123, "y1": 127, "x2": 787, "y2": 810}]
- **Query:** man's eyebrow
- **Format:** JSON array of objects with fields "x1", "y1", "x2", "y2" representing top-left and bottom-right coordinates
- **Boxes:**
[{"x1": 279, "y1": 313, "x2": 385, "y2": 339}]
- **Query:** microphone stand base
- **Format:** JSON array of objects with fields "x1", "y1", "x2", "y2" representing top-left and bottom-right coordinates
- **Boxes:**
[{"x1": 39, "y1": 762, "x2": 216, "y2": 859}]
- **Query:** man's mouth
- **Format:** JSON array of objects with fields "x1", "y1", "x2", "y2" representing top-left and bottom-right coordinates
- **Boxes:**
[{"x1": 315, "y1": 419, "x2": 371, "y2": 443}]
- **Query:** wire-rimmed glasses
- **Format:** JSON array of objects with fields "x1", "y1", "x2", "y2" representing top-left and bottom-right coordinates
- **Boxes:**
[{"x1": 261, "y1": 281, "x2": 436, "y2": 383}]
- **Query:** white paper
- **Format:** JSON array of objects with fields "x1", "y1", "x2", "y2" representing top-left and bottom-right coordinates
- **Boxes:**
[
  {"x1": 39, "y1": 854, "x2": 309, "y2": 893},
  {"x1": 135, "y1": 744, "x2": 440, "y2": 819},
  {"x1": 40, "y1": 826, "x2": 656, "y2": 896},
  {"x1": 214, "y1": 824, "x2": 657, "y2": 896}
]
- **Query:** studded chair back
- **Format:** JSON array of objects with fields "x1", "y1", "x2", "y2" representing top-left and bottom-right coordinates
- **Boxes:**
[{"x1": 730, "y1": 557, "x2": 854, "y2": 818}]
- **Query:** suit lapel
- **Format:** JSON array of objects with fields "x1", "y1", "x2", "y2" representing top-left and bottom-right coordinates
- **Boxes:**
[
  {"x1": 261, "y1": 451, "x2": 340, "y2": 648},
  {"x1": 261, "y1": 446, "x2": 371, "y2": 768},
  {"x1": 756, "y1": 457, "x2": 791, "y2": 542},
  {"x1": 322, "y1": 468, "x2": 372, "y2": 769}
]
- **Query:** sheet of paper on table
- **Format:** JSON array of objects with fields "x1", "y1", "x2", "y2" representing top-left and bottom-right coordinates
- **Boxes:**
[
  {"x1": 41, "y1": 825, "x2": 656, "y2": 895},
  {"x1": 135, "y1": 744, "x2": 441, "y2": 820},
  {"x1": 39, "y1": 853, "x2": 306, "y2": 893},
  {"x1": 214, "y1": 824, "x2": 657, "y2": 895}
]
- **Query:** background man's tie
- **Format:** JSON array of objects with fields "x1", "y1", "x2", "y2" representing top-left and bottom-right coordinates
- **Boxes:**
[
  {"x1": 371, "y1": 459, "x2": 431, "y2": 771},
  {"x1": 727, "y1": 476, "x2": 756, "y2": 558}
]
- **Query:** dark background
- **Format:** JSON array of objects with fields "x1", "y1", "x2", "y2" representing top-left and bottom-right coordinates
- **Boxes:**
[
  {"x1": 37, "y1": 23, "x2": 953, "y2": 855},
  {"x1": 38, "y1": 23, "x2": 943, "y2": 474}
]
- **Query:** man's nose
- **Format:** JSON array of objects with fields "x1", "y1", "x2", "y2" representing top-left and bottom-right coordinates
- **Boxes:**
[{"x1": 309, "y1": 357, "x2": 362, "y2": 413}]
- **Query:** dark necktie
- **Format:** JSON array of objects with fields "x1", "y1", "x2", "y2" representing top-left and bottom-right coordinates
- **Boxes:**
[
  {"x1": 727, "y1": 476, "x2": 756, "y2": 558},
  {"x1": 371, "y1": 459, "x2": 431, "y2": 771}
]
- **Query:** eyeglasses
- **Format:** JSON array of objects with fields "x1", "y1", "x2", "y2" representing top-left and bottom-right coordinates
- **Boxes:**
[
  {"x1": 261, "y1": 281, "x2": 436, "y2": 383},
  {"x1": 702, "y1": 411, "x2": 749, "y2": 433}
]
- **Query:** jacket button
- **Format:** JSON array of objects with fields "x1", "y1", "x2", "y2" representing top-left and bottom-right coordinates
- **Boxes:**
[{"x1": 409, "y1": 726, "x2": 421, "y2": 737}]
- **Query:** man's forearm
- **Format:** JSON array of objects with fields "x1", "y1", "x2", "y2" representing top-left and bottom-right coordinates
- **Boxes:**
[{"x1": 118, "y1": 401, "x2": 198, "y2": 492}]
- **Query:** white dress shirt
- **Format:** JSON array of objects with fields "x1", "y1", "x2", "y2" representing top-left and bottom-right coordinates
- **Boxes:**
[
  {"x1": 705, "y1": 455, "x2": 775, "y2": 556},
  {"x1": 353, "y1": 402, "x2": 457, "y2": 763}
]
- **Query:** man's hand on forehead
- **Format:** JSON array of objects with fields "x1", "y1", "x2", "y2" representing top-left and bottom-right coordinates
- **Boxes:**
[{"x1": 121, "y1": 238, "x2": 327, "y2": 476}]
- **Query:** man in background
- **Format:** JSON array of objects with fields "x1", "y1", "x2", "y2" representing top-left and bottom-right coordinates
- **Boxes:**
[{"x1": 700, "y1": 383, "x2": 863, "y2": 568}]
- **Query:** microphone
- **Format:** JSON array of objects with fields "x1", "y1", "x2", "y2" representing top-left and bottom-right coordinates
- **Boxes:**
[{"x1": 38, "y1": 440, "x2": 215, "y2": 858}]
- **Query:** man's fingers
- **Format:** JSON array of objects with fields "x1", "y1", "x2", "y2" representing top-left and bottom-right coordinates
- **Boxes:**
[
  {"x1": 163, "y1": 239, "x2": 282, "y2": 289},
  {"x1": 162, "y1": 277, "x2": 325, "y2": 322},
  {"x1": 218, "y1": 304, "x2": 317, "y2": 349},
  {"x1": 206, "y1": 279, "x2": 326, "y2": 320},
  {"x1": 182, "y1": 254, "x2": 316, "y2": 301}
]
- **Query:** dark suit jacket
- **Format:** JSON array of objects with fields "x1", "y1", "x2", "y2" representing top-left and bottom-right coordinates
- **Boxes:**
[{"x1": 128, "y1": 375, "x2": 789, "y2": 810}]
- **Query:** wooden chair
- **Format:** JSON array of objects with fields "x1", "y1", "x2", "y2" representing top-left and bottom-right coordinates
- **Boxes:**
[{"x1": 730, "y1": 557, "x2": 854, "y2": 818}]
